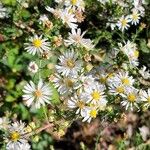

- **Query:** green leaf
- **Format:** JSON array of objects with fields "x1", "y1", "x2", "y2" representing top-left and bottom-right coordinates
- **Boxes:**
[
  {"x1": 140, "y1": 40, "x2": 150, "y2": 53},
  {"x1": 5, "y1": 95, "x2": 16, "y2": 102},
  {"x1": 50, "y1": 83, "x2": 60, "y2": 105},
  {"x1": 20, "y1": 9, "x2": 31, "y2": 20},
  {"x1": 7, "y1": 54, "x2": 15, "y2": 67},
  {"x1": 19, "y1": 104, "x2": 30, "y2": 120},
  {"x1": 40, "y1": 69, "x2": 51, "y2": 79},
  {"x1": 6, "y1": 79, "x2": 16, "y2": 89},
  {"x1": 1, "y1": 0, "x2": 16, "y2": 6}
]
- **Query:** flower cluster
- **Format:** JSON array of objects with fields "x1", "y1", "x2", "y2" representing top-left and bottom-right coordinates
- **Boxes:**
[
  {"x1": 108, "y1": 71, "x2": 139, "y2": 111},
  {"x1": 52, "y1": 50, "x2": 108, "y2": 122},
  {"x1": 116, "y1": 9, "x2": 141, "y2": 32},
  {"x1": 118, "y1": 41, "x2": 139, "y2": 67},
  {"x1": 0, "y1": 120, "x2": 31, "y2": 150},
  {"x1": 46, "y1": 0, "x2": 85, "y2": 29},
  {"x1": 22, "y1": 0, "x2": 149, "y2": 123},
  {"x1": 102, "y1": 0, "x2": 147, "y2": 31}
]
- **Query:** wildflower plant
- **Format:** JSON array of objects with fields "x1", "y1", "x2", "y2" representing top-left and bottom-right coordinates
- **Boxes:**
[{"x1": 0, "y1": 0, "x2": 150, "y2": 149}]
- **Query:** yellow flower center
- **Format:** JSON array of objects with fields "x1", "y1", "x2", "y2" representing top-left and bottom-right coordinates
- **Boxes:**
[
  {"x1": 34, "y1": 90, "x2": 43, "y2": 98},
  {"x1": 68, "y1": 8, "x2": 74, "y2": 14},
  {"x1": 90, "y1": 110, "x2": 97, "y2": 118},
  {"x1": 133, "y1": 50, "x2": 139, "y2": 58},
  {"x1": 121, "y1": 19, "x2": 127, "y2": 27},
  {"x1": 121, "y1": 78, "x2": 130, "y2": 85},
  {"x1": 99, "y1": 77, "x2": 106, "y2": 84},
  {"x1": 71, "y1": 0, "x2": 77, "y2": 5},
  {"x1": 107, "y1": 73, "x2": 114, "y2": 79},
  {"x1": 33, "y1": 39, "x2": 42, "y2": 48},
  {"x1": 66, "y1": 59, "x2": 75, "y2": 68},
  {"x1": 147, "y1": 97, "x2": 150, "y2": 103},
  {"x1": 65, "y1": 79, "x2": 74, "y2": 87},
  {"x1": 132, "y1": 13, "x2": 138, "y2": 20},
  {"x1": 10, "y1": 131, "x2": 20, "y2": 142},
  {"x1": 91, "y1": 91, "x2": 100, "y2": 100},
  {"x1": 127, "y1": 93, "x2": 136, "y2": 102},
  {"x1": 77, "y1": 101, "x2": 85, "y2": 109},
  {"x1": 116, "y1": 86, "x2": 124, "y2": 94},
  {"x1": 74, "y1": 35, "x2": 81, "y2": 43}
]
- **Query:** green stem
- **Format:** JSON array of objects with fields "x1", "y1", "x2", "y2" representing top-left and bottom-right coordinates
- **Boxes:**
[
  {"x1": 133, "y1": 29, "x2": 141, "y2": 42},
  {"x1": 38, "y1": 59, "x2": 42, "y2": 79},
  {"x1": 38, "y1": 58, "x2": 49, "y2": 123},
  {"x1": 121, "y1": 31, "x2": 125, "y2": 41},
  {"x1": 94, "y1": 129, "x2": 101, "y2": 150},
  {"x1": 43, "y1": 106, "x2": 50, "y2": 124}
]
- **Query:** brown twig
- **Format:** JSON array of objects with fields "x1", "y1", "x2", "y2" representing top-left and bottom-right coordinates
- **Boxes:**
[{"x1": 25, "y1": 123, "x2": 54, "y2": 138}]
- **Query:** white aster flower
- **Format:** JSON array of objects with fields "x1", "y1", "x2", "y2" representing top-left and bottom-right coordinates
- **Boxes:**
[
  {"x1": 98, "y1": 0, "x2": 128, "y2": 7},
  {"x1": 98, "y1": 73, "x2": 108, "y2": 85},
  {"x1": 128, "y1": 50, "x2": 139, "y2": 67},
  {"x1": 46, "y1": 6, "x2": 62, "y2": 18},
  {"x1": 53, "y1": 74, "x2": 80, "y2": 95},
  {"x1": 133, "y1": 0, "x2": 146, "y2": 16},
  {"x1": 108, "y1": 71, "x2": 135, "y2": 87},
  {"x1": 121, "y1": 87, "x2": 140, "y2": 111},
  {"x1": 109, "y1": 82, "x2": 126, "y2": 96},
  {"x1": 83, "y1": 83, "x2": 107, "y2": 109},
  {"x1": 106, "y1": 22, "x2": 117, "y2": 30},
  {"x1": 60, "y1": 8, "x2": 78, "y2": 29},
  {"x1": 117, "y1": 0, "x2": 129, "y2": 7},
  {"x1": 65, "y1": 0, "x2": 85, "y2": 11},
  {"x1": 55, "y1": 0, "x2": 63, "y2": 3},
  {"x1": 139, "y1": 126, "x2": 150, "y2": 141},
  {"x1": 67, "y1": 94, "x2": 87, "y2": 115},
  {"x1": 24, "y1": 35, "x2": 50, "y2": 55},
  {"x1": 65, "y1": 28, "x2": 94, "y2": 49},
  {"x1": 28, "y1": 61, "x2": 38, "y2": 74},
  {"x1": 119, "y1": 41, "x2": 136, "y2": 54},
  {"x1": 82, "y1": 106, "x2": 98, "y2": 123},
  {"x1": 7, "y1": 142, "x2": 31, "y2": 150},
  {"x1": 97, "y1": 0, "x2": 109, "y2": 5},
  {"x1": 19, "y1": 142, "x2": 31, "y2": 150},
  {"x1": 16, "y1": 0, "x2": 29, "y2": 8},
  {"x1": 119, "y1": 41, "x2": 139, "y2": 67},
  {"x1": 134, "y1": 0, "x2": 147, "y2": 5},
  {"x1": 0, "y1": 117, "x2": 9, "y2": 130},
  {"x1": 94, "y1": 65, "x2": 114, "y2": 85},
  {"x1": 129, "y1": 9, "x2": 140, "y2": 25},
  {"x1": 39, "y1": 14, "x2": 49, "y2": 25},
  {"x1": 139, "y1": 89, "x2": 150, "y2": 108},
  {"x1": 22, "y1": 80, "x2": 52, "y2": 109},
  {"x1": 80, "y1": 75, "x2": 95, "y2": 90},
  {"x1": 139, "y1": 66, "x2": 150, "y2": 80},
  {"x1": 56, "y1": 50, "x2": 82, "y2": 77},
  {"x1": 117, "y1": 15, "x2": 130, "y2": 32},
  {"x1": 6, "y1": 121, "x2": 28, "y2": 150},
  {"x1": 0, "y1": 3, "x2": 8, "y2": 18}
]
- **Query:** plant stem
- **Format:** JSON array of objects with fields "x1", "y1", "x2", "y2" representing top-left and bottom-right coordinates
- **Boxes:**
[
  {"x1": 38, "y1": 59, "x2": 42, "y2": 79},
  {"x1": 95, "y1": 129, "x2": 101, "y2": 150},
  {"x1": 133, "y1": 29, "x2": 141, "y2": 42},
  {"x1": 25, "y1": 123, "x2": 54, "y2": 138},
  {"x1": 43, "y1": 106, "x2": 50, "y2": 124}
]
